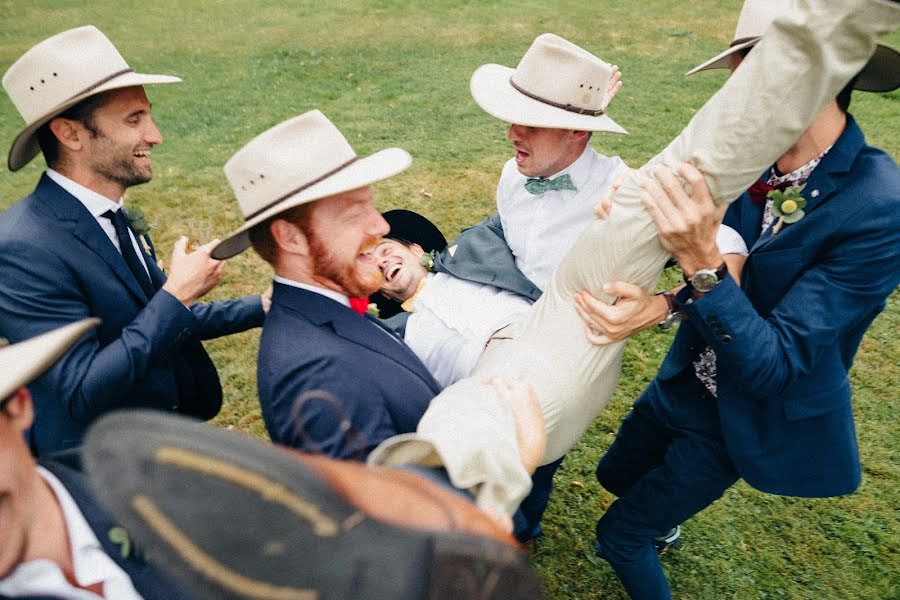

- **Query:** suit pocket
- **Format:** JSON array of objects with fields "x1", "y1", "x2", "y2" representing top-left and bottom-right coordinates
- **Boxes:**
[{"x1": 782, "y1": 379, "x2": 851, "y2": 421}]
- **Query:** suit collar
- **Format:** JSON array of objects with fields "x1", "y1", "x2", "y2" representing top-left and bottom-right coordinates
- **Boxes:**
[
  {"x1": 33, "y1": 175, "x2": 152, "y2": 303},
  {"x1": 272, "y1": 282, "x2": 441, "y2": 392}
]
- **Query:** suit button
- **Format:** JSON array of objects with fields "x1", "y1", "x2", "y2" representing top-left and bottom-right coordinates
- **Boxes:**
[{"x1": 720, "y1": 334, "x2": 732, "y2": 344}]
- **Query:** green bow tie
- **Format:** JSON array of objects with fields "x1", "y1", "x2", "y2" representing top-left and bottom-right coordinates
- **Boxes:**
[{"x1": 523, "y1": 174, "x2": 578, "y2": 195}]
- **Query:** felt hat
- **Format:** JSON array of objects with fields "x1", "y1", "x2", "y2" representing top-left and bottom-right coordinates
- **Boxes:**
[
  {"x1": 213, "y1": 110, "x2": 412, "y2": 260},
  {"x1": 687, "y1": 0, "x2": 900, "y2": 92},
  {"x1": 0, "y1": 319, "x2": 100, "y2": 402},
  {"x1": 2, "y1": 25, "x2": 181, "y2": 171},
  {"x1": 470, "y1": 33, "x2": 627, "y2": 133}
]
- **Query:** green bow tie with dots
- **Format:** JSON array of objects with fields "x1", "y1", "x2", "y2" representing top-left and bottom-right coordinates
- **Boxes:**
[{"x1": 523, "y1": 174, "x2": 578, "y2": 195}]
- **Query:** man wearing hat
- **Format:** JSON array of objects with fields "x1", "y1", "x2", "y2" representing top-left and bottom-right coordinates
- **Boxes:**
[
  {"x1": 368, "y1": 0, "x2": 898, "y2": 554},
  {"x1": 0, "y1": 26, "x2": 266, "y2": 455},
  {"x1": 0, "y1": 320, "x2": 190, "y2": 599},
  {"x1": 211, "y1": 110, "x2": 442, "y2": 460},
  {"x1": 562, "y1": 1, "x2": 900, "y2": 597}
]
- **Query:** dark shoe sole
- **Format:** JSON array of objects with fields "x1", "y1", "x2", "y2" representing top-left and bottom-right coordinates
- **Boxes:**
[{"x1": 83, "y1": 410, "x2": 544, "y2": 600}]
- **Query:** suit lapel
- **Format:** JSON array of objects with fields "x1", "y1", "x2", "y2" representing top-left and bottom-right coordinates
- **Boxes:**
[
  {"x1": 274, "y1": 284, "x2": 440, "y2": 392},
  {"x1": 34, "y1": 176, "x2": 150, "y2": 303}
]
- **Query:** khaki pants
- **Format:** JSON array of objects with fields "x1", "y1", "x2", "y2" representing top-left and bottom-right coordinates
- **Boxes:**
[{"x1": 371, "y1": 0, "x2": 899, "y2": 516}]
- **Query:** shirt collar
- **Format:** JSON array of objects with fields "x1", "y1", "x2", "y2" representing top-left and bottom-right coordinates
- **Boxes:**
[
  {"x1": 274, "y1": 275, "x2": 350, "y2": 307},
  {"x1": 46, "y1": 169, "x2": 123, "y2": 218},
  {"x1": 543, "y1": 144, "x2": 594, "y2": 189},
  {"x1": 766, "y1": 144, "x2": 834, "y2": 188}
]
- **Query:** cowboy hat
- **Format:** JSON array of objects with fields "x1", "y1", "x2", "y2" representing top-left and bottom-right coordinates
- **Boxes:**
[
  {"x1": 470, "y1": 33, "x2": 627, "y2": 134},
  {"x1": 2, "y1": 25, "x2": 181, "y2": 172},
  {"x1": 687, "y1": 0, "x2": 900, "y2": 92},
  {"x1": 0, "y1": 319, "x2": 100, "y2": 402},
  {"x1": 212, "y1": 110, "x2": 412, "y2": 260},
  {"x1": 370, "y1": 210, "x2": 448, "y2": 318}
]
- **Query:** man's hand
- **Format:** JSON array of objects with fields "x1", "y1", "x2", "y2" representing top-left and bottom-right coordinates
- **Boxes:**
[
  {"x1": 640, "y1": 163, "x2": 726, "y2": 276},
  {"x1": 574, "y1": 282, "x2": 669, "y2": 345},
  {"x1": 602, "y1": 65, "x2": 623, "y2": 111},
  {"x1": 484, "y1": 377, "x2": 546, "y2": 477},
  {"x1": 162, "y1": 237, "x2": 225, "y2": 307},
  {"x1": 594, "y1": 171, "x2": 629, "y2": 220},
  {"x1": 261, "y1": 284, "x2": 273, "y2": 313}
]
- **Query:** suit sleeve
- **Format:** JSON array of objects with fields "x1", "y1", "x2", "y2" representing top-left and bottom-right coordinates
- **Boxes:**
[
  {"x1": 190, "y1": 296, "x2": 265, "y2": 339},
  {"x1": 679, "y1": 201, "x2": 900, "y2": 398},
  {"x1": 0, "y1": 239, "x2": 199, "y2": 423}
]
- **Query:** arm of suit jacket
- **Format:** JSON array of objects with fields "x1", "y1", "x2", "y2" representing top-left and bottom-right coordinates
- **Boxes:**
[
  {"x1": 189, "y1": 295, "x2": 265, "y2": 340},
  {"x1": 263, "y1": 356, "x2": 400, "y2": 460},
  {"x1": 678, "y1": 197, "x2": 900, "y2": 398},
  {"x1": 0, "y1": 240, "x2": 202, "y2": 423}
]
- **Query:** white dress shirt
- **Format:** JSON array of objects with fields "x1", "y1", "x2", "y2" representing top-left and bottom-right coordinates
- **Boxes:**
[
  {"x1": 0, "y1": 467, "x2": 144, "y2": 600},
  {"x1": 274, "y1": 275, "x2": 352, "y2": 307},
  {"x1": 496, "y1": 145, "x2": 629, "y2": 291},
  {"x1": 405, "y1": 273, "x2": 533, "y2": 388},
  {"x1": 46, "y1": 169, "x2": 151, "y2": 276}
]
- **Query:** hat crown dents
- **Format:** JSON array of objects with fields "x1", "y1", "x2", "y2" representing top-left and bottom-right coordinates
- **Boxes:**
[
  {"x1": 3, "y1": 26, "x2": 131, "y2": 126},
  {"x1": 733, "y1": 0, "x2": 783, "y2": 42},
  {"x1": 511, "y1": 33, "x2": 612, "y2": 114},
  {"x1": 224, "y1": 110, "x2": 358, "y2": 218}
]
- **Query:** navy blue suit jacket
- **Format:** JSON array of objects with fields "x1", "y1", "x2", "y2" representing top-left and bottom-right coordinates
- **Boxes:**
[
  {"x1": 0, "y1": 452, "x2": 189, "y2": 600},
  {"x1": 0, "y1": 175, "x2": 265, "y2": 455},
  {"x1": 258, "y1": 282, "x2": 441, "y2": 459},
  {"x1": 657, "y1": 115, "x2": 900, "y2": 497}
]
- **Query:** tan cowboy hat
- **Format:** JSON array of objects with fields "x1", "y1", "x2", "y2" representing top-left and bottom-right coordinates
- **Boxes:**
[
  {"x1": 470, "y1": 33, "x2": 627, "y2": 134},
  {"x1": 2, "y1": 25, "x2": 181, "y2": 172},
  {"x1": 0, "y1": 319, "x2": 99, "y2": 401},
  {"x1": 212, "y1": 110, "x2": 412, "y2": 260},
  {"x1": 687, "y1": 0, "x2": 900, "y2": 92}
]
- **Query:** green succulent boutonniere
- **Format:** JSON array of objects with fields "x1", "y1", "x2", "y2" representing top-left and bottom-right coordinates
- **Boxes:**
[
  {"x1": 769, "y1": 184, "x2": 807, "y2": 234},
  {"x1": 366, "y1": 303, "x2": 380, "y2": 318},
  {"x1": 419, "y1": 250, "x2": 436, "y2": 272},
  {"x1": 124, "y1": 207, "x2": 153, "y2": 237}
]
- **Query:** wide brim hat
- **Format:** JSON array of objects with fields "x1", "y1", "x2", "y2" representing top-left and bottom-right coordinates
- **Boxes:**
[
  {"x1": 0, "y1": 319, "x2": 99, "y2": 401},
  {"x1": 369, "y1": 210, "x2": 448, "y2": 318},
  {"x1": 686, "y1": 0, "x2": 900, "y2": 92},
  {"x1": 471, "y1": 33, "x2": 627, "y2": 134},
  {"x1": 3, "y1": 25, "x2": 180, "y2": 172},
  {"x1": 212, "y1": 110, "x2": 412, "y2": 260}
]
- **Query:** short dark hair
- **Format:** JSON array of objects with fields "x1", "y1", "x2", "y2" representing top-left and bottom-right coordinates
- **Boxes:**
[
  {"x1": 248, "y1": 203, "x2": 315, "y2": 265},
  {"x1": 36, "y1": 92, "x2": 108, "y2": 168}
]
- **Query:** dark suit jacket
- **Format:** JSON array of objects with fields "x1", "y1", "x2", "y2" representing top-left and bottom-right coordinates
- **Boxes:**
[
  {"x1": 0, "y1": 452, "x2": 189, "y2": 600},
  {"x1": 657, "y1": 115, "x2": 900, "y2": 497},
  {"x1": 0, "y1": 175, "x2": 265, "y2": 455},
  {"x1": 258, "y1": 282, "x2": 441, "y2": 459}
]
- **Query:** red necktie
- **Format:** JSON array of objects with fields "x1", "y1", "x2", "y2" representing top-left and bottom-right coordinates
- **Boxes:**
[
  {"x1": 348, "y1": 297, "x2": 369, "y2": 315},
  {"x1": 747, "y1": 177, "x2": 789, "y2": 204}
]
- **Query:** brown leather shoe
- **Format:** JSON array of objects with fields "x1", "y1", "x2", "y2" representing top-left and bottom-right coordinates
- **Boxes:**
[{"x1": 83, "y1": 410, "x2": 545, "y2": 600}]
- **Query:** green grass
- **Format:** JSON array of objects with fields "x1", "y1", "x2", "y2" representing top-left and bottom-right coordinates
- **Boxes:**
[{"x1": 2, "y1": 2, "x2": 898, "y2": 598}]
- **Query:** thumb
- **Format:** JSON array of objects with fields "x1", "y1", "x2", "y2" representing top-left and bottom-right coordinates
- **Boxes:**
[
  {"x1": 172, "y1": 236, "x2": 188, "y2": 257},
  {"x1": 603, "y1": 281, "x2": 645, "y2": 300}
]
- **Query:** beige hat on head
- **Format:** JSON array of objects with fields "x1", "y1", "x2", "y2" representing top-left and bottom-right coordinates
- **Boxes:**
[
  {"x1": 2, "y1": 25, "x2": 181, "y2": 172},
  {"x1": 0, "y1": 319, "x2": 99, "y2": 401},
  {"x1": 212, "y1": 110, "x2": 412, "y2": 260},
  {"x1": 687, "y1": 0, "x2": 900, "y2": 92},
  {"x1": 470, "y1": 33, "x2": 627, "y2": 134}
]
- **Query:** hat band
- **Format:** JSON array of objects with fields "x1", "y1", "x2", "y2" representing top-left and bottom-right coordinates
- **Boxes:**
[
  {"x1": 67, "y1": 68, "x2": 135, "y2": 104},
  {"x1": 730, "y1": 36, "x2": 760, "y2": 48},
  {"x1": 509, "y1": 77, "x2": 605, "y2": 117},
  {"x1": 244, "y1": 156, "x2": 361, "y2": 221}
]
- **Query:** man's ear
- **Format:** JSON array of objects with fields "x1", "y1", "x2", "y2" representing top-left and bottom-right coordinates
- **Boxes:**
[
  {"x1": 3, "y1": 388, "x2": 34, "y2": 433},
  {"x1": 270, "y1": 219, "x2": 309, "y2": 257},
  {"x1": 48, "y1": 117, "x2": 87, "y2": 153},
  {"x1": 410, "y1": 243, "x2": 425, "y2": 257}
]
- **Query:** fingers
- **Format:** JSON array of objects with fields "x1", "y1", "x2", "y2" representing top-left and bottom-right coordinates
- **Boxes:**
[
  {"x1": 603, "y1": 281, "x2": 645, "y2": 300},
  {"x1": 640, "y1": 175, "x2": 677, "y2": 232},
  {"x1": 594, "y1": 173, "x2": 627, "y2": 220},
  {"x1": 653, "y1": 165, "x2": 693, "y2": 212},
  {"x1": 172, "y1": 236, "x2": 188, "y2": 257}
]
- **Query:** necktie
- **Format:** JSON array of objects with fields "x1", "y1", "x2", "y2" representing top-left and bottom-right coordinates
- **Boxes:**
[
  {"x1": 348, "y1": 297, "x2": 370, "y2": 315},
  {"x1": 523, "y1": 173, "x2": 577, "y2": 195},
  {"x1": 747, "y1": 177, "x2": 790, "y2": 204},
  {"x1": 103, "y1": 209, "x2": 155, "y2": 298}
]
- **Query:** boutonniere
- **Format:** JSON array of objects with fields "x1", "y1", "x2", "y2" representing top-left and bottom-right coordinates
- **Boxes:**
[
  {"x1": 123, "y1": 207, "x2": 152, "y2": 237},
  {"x1": 419, "y1": 250, "x2": 436, "y2": 272},
  {"x1": 769, "y1": 184, "x2": 807, "y2": 234},
  {"x1": 108, "y1": 526, "x2": 144, "y2": 561},
  {"x1": 366, "y1": 303, "x2": 380, "y2": 318}
]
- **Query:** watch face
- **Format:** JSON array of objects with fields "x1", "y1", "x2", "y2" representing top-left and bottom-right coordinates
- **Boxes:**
[{"x1": 691, "y1": 270, "x2": 718, "y2": 292}]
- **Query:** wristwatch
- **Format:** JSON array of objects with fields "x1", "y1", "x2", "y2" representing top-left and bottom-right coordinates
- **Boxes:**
[
  {"x1": 656, "y1": 290, "x2": 681, "y2": 330},
  {"x1": 683, "y1": 263, "x2": 728, "y2": 294}
]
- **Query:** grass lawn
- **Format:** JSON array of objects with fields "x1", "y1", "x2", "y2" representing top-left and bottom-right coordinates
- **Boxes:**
[{"x1": 2, "y1": 2, "x2": 898, "y2": 598}]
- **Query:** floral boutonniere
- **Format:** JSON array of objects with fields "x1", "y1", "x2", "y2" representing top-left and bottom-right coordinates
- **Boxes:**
[
  {"x1": 419, "y1": 250, "x2": 436, "y2": 272},
  {"x1": 769, "y1": 184, "x2": 806, "y2": 234},
  {"x1": 123, "y1": 207, "x2": 152, "y2": 237},
  {"x1": 108, "y1": 526, "x2": 145, "y2": 561},
  {"x1": 366, "y1": 303, "x2": 380, "y2": 318}
]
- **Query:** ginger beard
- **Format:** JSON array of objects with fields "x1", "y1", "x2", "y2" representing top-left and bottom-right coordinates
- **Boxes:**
[{"x1": 307, "y1": 228, "x2": 383, "y2": 297}]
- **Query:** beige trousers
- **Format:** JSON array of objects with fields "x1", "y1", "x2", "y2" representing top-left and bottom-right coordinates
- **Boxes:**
[{"x1": 370, "y1": 0, "x2": 900, "y2": 516}]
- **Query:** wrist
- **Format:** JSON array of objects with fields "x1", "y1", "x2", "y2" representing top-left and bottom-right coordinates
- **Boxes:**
[
  {"x1": 677, "y1": 250, "x2": 724, "y2": 279},
  {"x1": 162, "y1": 282, "x2": 193, "y2": 307}
]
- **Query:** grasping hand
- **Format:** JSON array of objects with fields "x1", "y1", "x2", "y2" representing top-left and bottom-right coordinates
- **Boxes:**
[
  {"x1": 162, "y1": 237, "x2": 225, "y2": 307},
  {"x1": 594, "y1": 170, "x2": 630, "y2": 220},
  {"x1": 484, "y1": 377, "x2": 546, "y2": 476},
  {"x1": 602, "y1": 65, "x2": 623, "y2": 110},
  {"x1": 261, "y1": 284, "x2": 273, "y2": 314},
  {"x1": 574, "y1": 282, "x2": 668, "y2": 345}
]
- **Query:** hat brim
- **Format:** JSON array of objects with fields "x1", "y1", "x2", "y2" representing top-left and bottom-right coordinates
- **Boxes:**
[
  {"x1": 211, "y1": 147, "x2": 413, "y2": 260},
  {"x1": 470, "y1": 64, "x2": 628, "y2": 134},
  {"x1": 0, "y1": 318, "x2": 99, "y2": 400},
  {"x1": 687, "y1": 39, "x2": 900, "y2": 93},
  {"x1": 7, "y1": 71, "x2": 181, "y2": 171}
]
